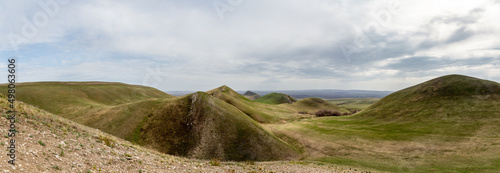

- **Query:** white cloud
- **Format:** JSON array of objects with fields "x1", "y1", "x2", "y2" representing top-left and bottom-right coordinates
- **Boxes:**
[{"x1": 1, "y1": 0, "x2": 499, "y2": 91}]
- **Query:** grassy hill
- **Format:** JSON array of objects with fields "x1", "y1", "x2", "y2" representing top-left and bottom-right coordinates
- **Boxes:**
[
  {"x1": 359, "y1": 74, "x2": 500, "y2": 120},
  {"x1": 0, "y1": 82, "x2": 174, "y2": 142},
  {"x1": 270, "y1": 74, "x2": 500, "y2": 172},
  {"x1": 325, "y1": 98, "x2": 380, "y2": 112},
  {"x1": 207, "y1": 86, "x2": 286, "y2": 123},
  {"x1": 243, "y1": 90, "x2": 261, "y2": 100},
  {"x1": 0, "y1": 94, "x2": 363, "y2": 172},
  {"x1": 2, "y1": 82, "x2": 302, "y2": 161},
  {"x1": 255, "y1": 93, "x2": 297, "y2": 105},
  {"x1": 291, "y1": 97, "x2": 350, "y2": 114},
  {"x1": 140, "y1": 92, "x2": 300, "y2": 161},
  {"x1": 208, "y1": 86, "x2": 349, "y2": 123}
]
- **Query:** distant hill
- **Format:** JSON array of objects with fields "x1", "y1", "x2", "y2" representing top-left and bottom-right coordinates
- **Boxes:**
[
  {"x1": 243, "y1": 90, "x2": 261, "y2": 100},
  {"x1": 249, "y1": 90, "x2": 393, "y2": 99},
  {"x1": 170, "y1": 90, "x2": 393, "y2": 99},
  {"x1": 255, "y1": 93, "x2": 297, "y2": 105},
  {"x1": 358, "y1": 74, "x2": 500, "y2": 119}
]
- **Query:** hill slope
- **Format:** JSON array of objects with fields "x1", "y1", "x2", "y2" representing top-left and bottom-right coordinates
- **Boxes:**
[
  {"x1": 271, "y1": 74, "x2": 500, "y2": 172},
  {"x1": 256, "y1": 93, "x2": 297, "y2": 105},
  {"x1": 0, "y1": 94, "x2": 361, "y2": 172},
  {"x1": 140, "y1": 92, "x2": 300, "y2": 161},
  {"x1": 291, "y1": 97, "x2": 349, "y2": 113},
  {"x1": 207, "y1": 86, "x2": 284, "y2": 123},
  {"x1": 243, "y1": 90, "x2": 261, "y2": 100},
  {"x1": 2, "y1": 82, "x2": 301, "y2": 161},
  {"x1": 0, "y1": 82, "x2": 174, "y2": 143},
  {"x1": 359, "y1": 74, "x2": 500, "y2": 119}
]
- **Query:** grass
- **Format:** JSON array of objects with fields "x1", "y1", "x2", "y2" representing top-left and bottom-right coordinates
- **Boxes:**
[
  {"x1": 255, "y1": 92, "x2": 297, "y2": 105},
  {"x1": 324, "y1": 98, "x2": 379, "y2": 111},
  {"x1": 98, "y1": 135, "x2": 116, "y2": 148},
  {"x1": 269, "y1": 75, "x2": 500, "y2": 172},
  {"x1": 140, "y1": 92, "x2": 300, "y2": 161},
  {"x1": 6, "y1": 75, "x2": 500, "y2": 172},
  {"x1": 210, "y1": 158, "x2": 221, "y2": 166}
]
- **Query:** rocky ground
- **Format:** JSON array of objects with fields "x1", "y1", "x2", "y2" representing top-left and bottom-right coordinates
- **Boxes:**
[{"x1": 0, "y1": 101, "x2": 371, "y2": 173}]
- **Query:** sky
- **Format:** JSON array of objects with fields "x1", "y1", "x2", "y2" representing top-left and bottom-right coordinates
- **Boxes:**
[{"x1": 1, "y1": 0, "x2": 499, "y2": 91}]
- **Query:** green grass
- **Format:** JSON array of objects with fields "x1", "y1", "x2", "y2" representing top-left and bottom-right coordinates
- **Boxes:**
[
  {"x1": 140, "y1": 92, "x2": 300, "y2": 160},
  {"x1": 255, "y1": 92, "x2": 297, "y2": 105},
  {"x1": 325, "y1": 98, "x2": 379, "y2": 111},
  {"x1": 270, "y1": 75, "x2": 500, "y2": 172}
]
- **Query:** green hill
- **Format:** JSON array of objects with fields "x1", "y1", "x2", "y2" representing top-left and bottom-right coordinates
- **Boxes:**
[
  {"x1": 291, "y1": 97, "x2": 349, "y2": 113},
  {"x1": 140, "y1": 92, "x2": 299, "y2": 160},
  {"x1": 0, "y1": 82, "x2": 174, "y2": 141},
  {"x1": 207, "y1": 86, "x2": 284, "y2": 123},
  {"x1": 271, "y1": 74, "x2": 500, "y2": 172},
  {"x1": 359, "y1": 74, "x2": 500, "y2": 119},
  {"x1": 2, "y1": 82, "x2": 299, "y2": 161},
  {"x1": 1, "y1": 82, "x2": 173, "y2": 115},
  {"x1": 243, "y1": 90, "x2": 261, "y2": 100},
  {"x1": 256, "y1": 93, "x2": 297, "y2": 105}
]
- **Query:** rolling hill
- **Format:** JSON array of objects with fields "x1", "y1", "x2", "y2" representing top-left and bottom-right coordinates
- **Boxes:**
[
  {"x1": 271, "y1": 74, "x2": 500, "y2": 172},
  {"x1": 140, "y1": 92, "x2": 299, "y2": 160},
  {"x1": 255, "y1": 93, "x2": 297, "y2": 105},
  {"x1": 243, "y1": 90, "x2": 261, "y2": 100},
  {"x1": 1, "y1": 82, "x2": 301, "y2": 161},
  {"x1": 0, "y1": 93, "x2": 362, "y2": 172},
  {"x1": 359, "y1": 74, "x2": 500, "y2": 119},
  {"x1": 207, "y1": 86, "x2": 284, "y2": 123},
  {"x1": 291, "y1": 97, "x2": 349, "y2": 113}
]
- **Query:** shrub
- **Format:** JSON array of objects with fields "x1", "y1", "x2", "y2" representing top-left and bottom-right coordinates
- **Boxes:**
[
  {"x1": 209, "y1": 158, "x2": 221, "y2": 166},
  {"x1": 298, "y1": 111, "x2": 308, "y2": 114},
  {"x1": 315, "y1": 110, "x2": 342, "y2": 117},
  {"x1": 98, "y1": 135, "x2": 116, "y2": 148}
]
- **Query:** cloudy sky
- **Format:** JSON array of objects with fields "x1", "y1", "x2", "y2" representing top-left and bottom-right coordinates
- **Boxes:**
[{"x1": 1, "y1": 0, "x2": 499, "y2": 91}]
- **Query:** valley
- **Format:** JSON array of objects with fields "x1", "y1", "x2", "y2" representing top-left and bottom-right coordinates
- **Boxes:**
[{"x1": 2, "y1": 74, "x2": 500, "y2": 172}]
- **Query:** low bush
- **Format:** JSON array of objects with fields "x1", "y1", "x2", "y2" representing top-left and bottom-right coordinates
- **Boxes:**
[{"x1": 315, "y1": 110, "x2": 342, "y2": 117}]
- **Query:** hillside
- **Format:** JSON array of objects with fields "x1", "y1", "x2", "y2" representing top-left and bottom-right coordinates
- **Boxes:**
[
  {"x1": 255, "y1": 93, "x2": 297, "y2": 105},
  {"x1": 0, "y1": 81, "x2": 173, "y2": 115},
  {"x1": 291, "y1": 97, "x2": 349, "y2": 113},
  {"x1": 140, "y1": 92, "x2": 300, "y2": 161},
  {"x1": 270, "y1": 74, "x2": 500, "y2": 172},
  {"x1": 0, "y1": 82, "x2": 175, "y2": 143},
  {"x1": 207, "y1": 86, "x2": 284, "y2": 123},
  {"x1": 1, "y1": 83, "x2": 303, "y2": 161},
  {"x1": 0, "y1": 94, "x2": 363, "y2": 172},
  {"x1": 243, "y1": 90, "x2": 261, "y2": 100},
  {"x1": 359, "y1": 74, "x2": 500, "y2": 119}
]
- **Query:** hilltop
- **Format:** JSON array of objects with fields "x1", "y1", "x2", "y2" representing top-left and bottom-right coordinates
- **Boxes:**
[
  {"x1": 207, "y1": 86, "x2": 283, "y2": 123},
  {"x1": 243, "y1": 90, "x2": 261, "y2": 100},
  {"x1": 358, "y1": 74, "x2": 500, "y2": 119},
  {"x1": 255, "y1": 93, "x2": 297, "y2": 105},
  {"x1": 0, "y1": 94, "x2": 362, "y2": 172},
  {"x1": 1, "y1": 83, "x2": 302, "y2": 161},
  {"x1": 139, "y1": 92, "x2": 300, "y2": 161},
  {"x1": 292, "y1": 97, "x2": 349, "y2": 113},
  {"x1": 271, "y1": 74, "x2": 500, "y2": 172}
]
